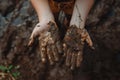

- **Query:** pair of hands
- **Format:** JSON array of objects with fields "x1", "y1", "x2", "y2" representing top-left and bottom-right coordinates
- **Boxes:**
[{"x1": 28, "y1": 20, "x2": 93, "y2": 69}]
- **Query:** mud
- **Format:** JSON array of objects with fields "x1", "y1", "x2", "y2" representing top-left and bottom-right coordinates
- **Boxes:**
[
  {"x1": 0, "y1": 0, "x2": 120, "y2": 80},
  {"x1": 63, "y1": 25, "x2": 93, "y2": 69}
]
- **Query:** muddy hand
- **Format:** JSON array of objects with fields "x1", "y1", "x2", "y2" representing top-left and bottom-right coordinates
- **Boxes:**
[
  {"x1": 28, "y1": 21, "x2": 63, "y2": 65},
  {"x1": 63, "y1": 25, "x2": 93, "y2": 70}
]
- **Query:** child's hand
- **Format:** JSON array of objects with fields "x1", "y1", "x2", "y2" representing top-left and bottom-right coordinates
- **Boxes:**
[
  {"x1": 28, "y1": 21, "x2": 63, "y2": 65},
  {"x1": 63, "y1": 25, "x2": 93, "y2": 70}
]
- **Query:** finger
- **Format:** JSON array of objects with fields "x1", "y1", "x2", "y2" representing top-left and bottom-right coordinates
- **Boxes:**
[
  {"x1": 52, "y1": 45, "x2": 59, "y2": 61},
  {"x1": 80, "y1": 29, "x2": 88, "y2": 42},
  {"x1": 47, "y1": 45, "x2": 54, "y2": 65},
  {"x1": 28, "y1": 37, "x2": 34, "y2": 46},
  {"x1": 56, "y1": 41, "x2": 63, "y2": 54},
  {"x1": 39, "y1": 40, "x2": 47, "y2": 63},
  {"x1": 70, "y1": 53, "x2": 76, "y2": 70},
  {"x1": 28, "y1": 30, "x2": 39, "y2": 46},
  {"x1": 66, "y1": 49, "x2": 72, "y2": 67},
  {"x1": 63, "y1": 43, "x2": 67, "y2": 57},
  {"x1": 40, "y1": 47, "x2": 47, "y2": 63},
  {"x1": 85, "y1": 32, "x2": 93, "y2": 47},
  {"x1": 76, "y1": 51, "x2": 83, "y2": 67}
]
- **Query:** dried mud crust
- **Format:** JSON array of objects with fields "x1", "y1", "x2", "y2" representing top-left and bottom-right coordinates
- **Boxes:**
[
  {"x1": 63, "y1": 25, "x2": 93, "y2": 69},
  {"x1": 37, "y1": 21, "x2": 63, "y2": 65}
]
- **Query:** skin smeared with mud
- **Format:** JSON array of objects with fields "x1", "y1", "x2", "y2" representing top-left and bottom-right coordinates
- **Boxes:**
[
  {"x1": 63, "y1": 25, "x2": 93, "y2": 70},
  {"x1": 29, "y1": 21, "x2": 63, "y2": 65},
  {"x1": 29, "y1": 0, "x2": 94, "y2": 69}
]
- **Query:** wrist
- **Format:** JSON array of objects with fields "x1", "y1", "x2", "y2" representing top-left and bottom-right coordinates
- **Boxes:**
[
  {"x1": 70, "y1": 20, "x2": 85, "y2": 29},
  {"x1": 38, "y1": 12, "x2": 54, "y2": 22},
  {"x1": 39, "y1": 15, "x2": 55, "y2": 23}
]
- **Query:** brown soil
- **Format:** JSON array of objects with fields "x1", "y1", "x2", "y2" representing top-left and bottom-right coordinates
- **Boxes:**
[{"x1": 0, "y1": 0, "x2": 120, "y2": 80}]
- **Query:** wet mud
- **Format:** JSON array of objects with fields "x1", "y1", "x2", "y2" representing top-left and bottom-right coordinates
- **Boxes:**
[{"x1": 0, "y1": 0, "x2": 120, "y2": 80}]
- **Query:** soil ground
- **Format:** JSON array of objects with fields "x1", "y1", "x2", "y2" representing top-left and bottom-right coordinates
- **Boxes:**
[{"x1": 0, "y1": 0, "x2": 120, "y2": 80}]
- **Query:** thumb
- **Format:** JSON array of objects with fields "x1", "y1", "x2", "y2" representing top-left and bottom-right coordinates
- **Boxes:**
[
  {"x1": 85, "y1": 32, "x2": 94, "y2": 49},
  {"x1": 28, "y1": 34, "x2": 34, "y2": 47}
]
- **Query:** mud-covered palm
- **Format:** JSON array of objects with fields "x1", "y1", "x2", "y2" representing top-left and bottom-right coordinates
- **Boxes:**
[
  {"x1": 63, "y1": 25, "x2": 93, "y2": 69},
  {"x1": 28, "y1": 21, "x2": 63, "y2": 65}
]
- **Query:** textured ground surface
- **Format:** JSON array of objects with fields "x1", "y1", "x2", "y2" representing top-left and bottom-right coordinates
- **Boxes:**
[{"x1": 0, "y1": 0, "x2": 120, "y2": 80}]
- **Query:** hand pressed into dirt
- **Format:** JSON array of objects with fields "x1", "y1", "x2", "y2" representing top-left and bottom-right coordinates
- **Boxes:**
[
  {"x1": 28, "y1": 21, "x2": 63, "y2": 65},
  {"x1": 63, "y1": 25, "x2": 93, "y2": 70}
]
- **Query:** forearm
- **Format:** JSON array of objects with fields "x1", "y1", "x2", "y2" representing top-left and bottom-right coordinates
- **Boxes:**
[
  {"x1": 30, "y1": 0, "x2": 54, "y2": 22},
  {"x1": 70, "y1": 0, "x2": 94, "y2": 28}
]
